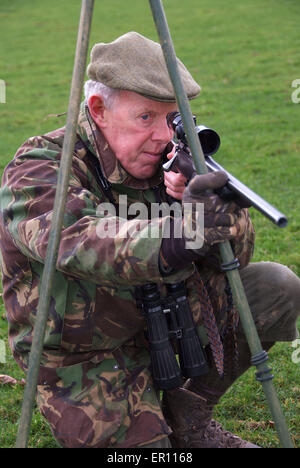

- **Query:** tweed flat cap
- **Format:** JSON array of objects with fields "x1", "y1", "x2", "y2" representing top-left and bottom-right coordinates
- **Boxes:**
[{"x1": 86, "y1": 32, "x2": 201, "y2": 102}]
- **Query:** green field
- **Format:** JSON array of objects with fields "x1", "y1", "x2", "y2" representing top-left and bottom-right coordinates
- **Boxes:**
[{"x1": 0, "y1": 0, "x2": 299, "y2": 448}]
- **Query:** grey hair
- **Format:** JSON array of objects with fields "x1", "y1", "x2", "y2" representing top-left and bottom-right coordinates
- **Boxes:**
[{"x1": 84, "y1": 80, "x2": 120, "y2": 109}]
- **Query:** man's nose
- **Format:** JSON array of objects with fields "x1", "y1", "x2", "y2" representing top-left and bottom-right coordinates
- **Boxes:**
[{"x1": 151, "y1": 119, "x2": 174, "y2": 142}]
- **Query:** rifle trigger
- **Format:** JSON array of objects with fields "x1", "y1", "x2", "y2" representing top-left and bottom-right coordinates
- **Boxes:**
[{"x1": 162, "y1": 153, "x2": 178, "y2": 172}]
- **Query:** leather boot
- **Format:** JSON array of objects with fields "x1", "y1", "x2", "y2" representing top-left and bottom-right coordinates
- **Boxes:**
[
  {"x1": 163, "y1": 387, "x2": 258, "y2": 448},
  {"x1": 163, "y1": 341, "x2": 274, "y2": 448}
]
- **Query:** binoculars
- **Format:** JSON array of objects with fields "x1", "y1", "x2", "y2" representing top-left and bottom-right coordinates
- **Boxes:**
[{"x1": 136, "y1": 281, "x2": 209, "y2": 390}]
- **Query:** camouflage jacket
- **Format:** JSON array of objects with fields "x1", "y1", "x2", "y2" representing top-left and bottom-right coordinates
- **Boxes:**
[{"x1": 0, "y1": 103, "x2": 255, "y2": 447}]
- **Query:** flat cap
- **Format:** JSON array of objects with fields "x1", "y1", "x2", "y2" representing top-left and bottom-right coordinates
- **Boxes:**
[{"x1": 87, "y1": 32, "x2": 201, "y2": 102}]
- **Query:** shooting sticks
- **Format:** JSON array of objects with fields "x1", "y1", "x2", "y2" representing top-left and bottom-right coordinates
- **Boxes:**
[
  {"x1": 149, "y1": 0, "x2": 294, "y2": 449},
  {"x1": 15, "y1": 0, "x2": 95, "y2": 448},
  {"x1": 14, "y1": 0, "x2": 294, "y2": 449}
]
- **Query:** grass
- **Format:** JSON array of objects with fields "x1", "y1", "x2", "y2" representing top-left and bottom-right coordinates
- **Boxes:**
[{"x1": 0, "y1": 0, "x2": 299, "y2": 448}]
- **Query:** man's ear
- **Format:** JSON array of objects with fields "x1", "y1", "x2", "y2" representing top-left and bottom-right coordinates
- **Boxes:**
[{"x1": 87, "y1": 95, "x2": 107, "y2": 128}]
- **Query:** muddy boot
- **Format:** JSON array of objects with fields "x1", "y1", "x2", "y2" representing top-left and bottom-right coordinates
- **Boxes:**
[
  {"x1": 163, "y1": 341, "x2": 275, "y2": 448},
  {"x1": 163, "y1": 386, "x2": 259, "y2": 448}
]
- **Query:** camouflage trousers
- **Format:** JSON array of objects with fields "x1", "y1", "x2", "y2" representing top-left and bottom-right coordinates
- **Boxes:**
[{"x1": 36, "y1": 262, "x2": 300, "y2": 448}]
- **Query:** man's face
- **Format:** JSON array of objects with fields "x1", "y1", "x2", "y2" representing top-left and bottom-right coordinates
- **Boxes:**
[{"x1": 90, "y1": 91, "x2": 178, "y2": 179}]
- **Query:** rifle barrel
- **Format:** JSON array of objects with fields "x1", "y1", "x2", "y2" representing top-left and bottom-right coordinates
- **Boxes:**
[{"x1": 205, "y1": 156, "x2": 288, "y2": 228}]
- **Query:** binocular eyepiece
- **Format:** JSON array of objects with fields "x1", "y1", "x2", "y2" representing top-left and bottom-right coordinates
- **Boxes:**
[
  {"x1": 137, "y1": 282, "x2": 209, "y2": 390},
  {"x1": 167, "y1": 111, "x2": 221, "y2": 157}
]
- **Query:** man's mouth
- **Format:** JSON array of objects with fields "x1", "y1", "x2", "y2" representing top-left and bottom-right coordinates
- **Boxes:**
[{"x1": 143, "y1": 150, "x2": 163, "y2": 160}]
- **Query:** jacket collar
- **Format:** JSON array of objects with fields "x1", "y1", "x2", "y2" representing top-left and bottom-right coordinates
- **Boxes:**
[{"x1": 76, "y1": 102, "x2": 164, "y2": 190}]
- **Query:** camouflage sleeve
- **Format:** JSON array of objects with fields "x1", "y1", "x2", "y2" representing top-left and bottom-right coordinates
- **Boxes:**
[
  {"x1": 196, "y1": 208, "x2": 255, "y2": 272},
  {"x1": 1, "y1": 144, "x2": 192, "y2": 287},
  {"x1": 230, "y1": 208, "x2": 255, "y2": 268}
]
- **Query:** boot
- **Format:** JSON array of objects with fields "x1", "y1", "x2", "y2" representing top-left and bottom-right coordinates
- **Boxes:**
[
  {"x1": 163, "y1": 387, "x2": 258, "y2": 448},
  {"x1": 163, "y1": 341, "x2": 274, "y2": 448}
]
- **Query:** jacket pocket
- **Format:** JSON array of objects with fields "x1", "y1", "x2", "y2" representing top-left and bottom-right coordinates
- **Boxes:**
[{"x1": 93, "y1": 285, "x2": 146, "y2": 347}]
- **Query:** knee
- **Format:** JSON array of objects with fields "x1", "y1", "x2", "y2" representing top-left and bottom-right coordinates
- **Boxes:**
[
  {"x1": 239, "y1": 262, "x2": 300, "y2": 341},
  {"x1": 265, "y1": 262, "x2": 300, "y2": 311},
  {"x1": 242, "y1": 261, "x2": 300, "y2": 311}
]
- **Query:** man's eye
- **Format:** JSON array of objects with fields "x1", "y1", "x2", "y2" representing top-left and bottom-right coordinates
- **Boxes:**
[{"x1": 141, "y1": 114, "x2": 150, "y2": 121}]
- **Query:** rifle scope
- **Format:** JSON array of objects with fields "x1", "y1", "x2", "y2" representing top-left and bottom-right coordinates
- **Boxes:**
[{"x1": 167, "y1": 111, "x2": 220, "y2": 157}]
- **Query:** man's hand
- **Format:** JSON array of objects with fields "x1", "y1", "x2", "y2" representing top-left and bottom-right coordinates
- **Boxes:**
[
  {"x1": 160, "y1": 171, "x2": 248, "y2": 272},
  {"x1": 182, "y1": 172, "x2": 244, "y2": 254},
  {"x1": 163, "y1": 147, "x2": 187, "y2": 200}
]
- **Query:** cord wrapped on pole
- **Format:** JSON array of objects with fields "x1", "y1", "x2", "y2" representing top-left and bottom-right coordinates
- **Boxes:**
[
  {"x1": 148, "y1": 0, "x2": 294, "y2": 448},
  {"x1": 15, "y1": 0, "x2": 95, "y2": 448}
]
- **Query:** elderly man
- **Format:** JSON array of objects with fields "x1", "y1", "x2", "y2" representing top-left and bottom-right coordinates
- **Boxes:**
[{"x1": 0, "y1": 32, "x2": 299, "y2": 449}]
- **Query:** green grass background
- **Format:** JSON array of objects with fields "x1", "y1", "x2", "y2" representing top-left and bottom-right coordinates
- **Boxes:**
[{"x1": 0, "y1": 0, "x2": 299, "y2": 448}]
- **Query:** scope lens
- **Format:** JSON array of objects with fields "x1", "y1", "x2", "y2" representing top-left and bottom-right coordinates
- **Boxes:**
[{"x1": 197, "y1": 127, "x2": 221, "y2": 157}]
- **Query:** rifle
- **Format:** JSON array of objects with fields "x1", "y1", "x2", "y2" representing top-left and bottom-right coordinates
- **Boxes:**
[{"x1": 163, "y1": 112, "x2": 288, "y2": 228}]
